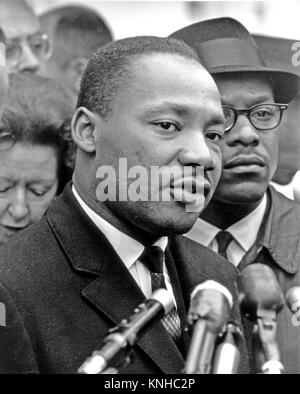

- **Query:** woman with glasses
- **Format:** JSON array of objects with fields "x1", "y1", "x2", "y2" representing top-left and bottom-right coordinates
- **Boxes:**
[{"x1": 0, "y1": 73, "x2": 75, "y2": 246}]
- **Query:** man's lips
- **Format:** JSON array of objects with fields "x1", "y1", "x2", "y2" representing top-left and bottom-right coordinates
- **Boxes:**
[
  {"x1": 169, "y1": 177, "x2": 211, "y2": 207},
  {"x1": 1, "y1": 225, "x2": 26, "y2": 234},
  {"x1": 171, "y1": 178, "x2": 211, "y2": 196},
  {"x1": 224, "y1": 155, "x2": 266, "y2": 170}
]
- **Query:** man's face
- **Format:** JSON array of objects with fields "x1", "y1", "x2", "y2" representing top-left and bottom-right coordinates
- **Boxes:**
[
  {"x1": 212, "y1": 73, "x2": 279, "y2": 204},
  {"x1": 0, "y1": 0, "x2": 46, "y2": 74},
  {"x1": 0, "y1": 142, "x2": 58, "y2": 246},
  {"x1": 91, "y1": 54, "x2": 225, "y2": 236}
]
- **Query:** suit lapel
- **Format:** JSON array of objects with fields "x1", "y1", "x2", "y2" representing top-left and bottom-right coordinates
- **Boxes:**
[
  {"x1": 46, "y1": 185, "x2": 185, "y2": 373},
  {"x1": 81, "y1": 248, "x2": 185, "y2": 373}
]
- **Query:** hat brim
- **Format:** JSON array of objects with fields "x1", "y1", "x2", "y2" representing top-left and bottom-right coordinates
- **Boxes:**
[{"x1": 208, "y1": 65, "x2": 300, "y2": 103}]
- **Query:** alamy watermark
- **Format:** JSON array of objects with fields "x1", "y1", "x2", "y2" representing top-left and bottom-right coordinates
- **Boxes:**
[
  {"x1": 291, "y1": 42, "x2": 300, "y2": 67},
  {"x1": 95, "y1": 158, "x2": 206, "y2": 213}
]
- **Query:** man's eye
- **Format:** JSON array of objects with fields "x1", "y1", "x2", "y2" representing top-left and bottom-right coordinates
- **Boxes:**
[
  {"x1": 154, "y1": 122, "x2": 180, "y2": 132},
  {"x1": 0, "y1": 186, "x2": 10, "y2": 193},
  {"x1": 30, "y1": 188, "x2": 47, "y2": 197},
  {"x1": 252, "y1": 109, "x2": 272, "y2": 120},
  {"x1": 205, "y1": 131, "x2": 224, "y2": 142}
]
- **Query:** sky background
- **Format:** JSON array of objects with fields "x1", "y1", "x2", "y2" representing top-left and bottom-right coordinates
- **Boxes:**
[{"x1": 26, "y1": 0, "x2": 300, "y2": 40}]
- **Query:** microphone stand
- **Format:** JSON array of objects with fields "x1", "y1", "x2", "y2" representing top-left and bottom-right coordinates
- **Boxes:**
[
  {"x1": 212, "y1": 322, "x2": 241, "y2": 374},
  {"x1": 253, "y1": 308, "x2": 284, "y2": 374}
]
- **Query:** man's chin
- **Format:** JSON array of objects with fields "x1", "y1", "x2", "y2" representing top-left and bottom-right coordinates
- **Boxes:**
[{"x1": 214, "y1": 185, "x2": 267, "y2": 204}]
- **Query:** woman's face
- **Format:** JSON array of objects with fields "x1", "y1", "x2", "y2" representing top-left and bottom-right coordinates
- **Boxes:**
[{"x1": 0, "y1": 142, "x2": 58, "y2": 245}]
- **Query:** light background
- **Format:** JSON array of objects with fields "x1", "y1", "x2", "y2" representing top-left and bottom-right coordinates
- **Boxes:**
[{"x1": 27, "y1": 0, "x2": 300, "y2": 40}]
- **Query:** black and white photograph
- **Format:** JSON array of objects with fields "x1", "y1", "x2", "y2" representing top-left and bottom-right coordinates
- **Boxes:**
[{"x1": 0, "y1": 0, "x2": 298, "y2": 377}]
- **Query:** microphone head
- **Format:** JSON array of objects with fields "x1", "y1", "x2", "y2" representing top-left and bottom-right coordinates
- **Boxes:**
[
  {"x1": 286, "y1": 286, "x2": 300, "y2": 312},
  {"x1": 150, "y1": 288, "x2": 174, "y2": 315},
  {"x1": 188, "y1": 280, "x2": 233, "y2": 330},
  {"x1": 238, "y1": 264, "x2": 284, "y2": 320}
]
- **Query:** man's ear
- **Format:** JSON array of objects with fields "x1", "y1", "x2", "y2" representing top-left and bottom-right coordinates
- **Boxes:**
[
  {"x1": 67, "y1": 56, "x2": 89, "y2": 93},
  {"x1": 71, "y1": 107, "x2": 97, "y2": 153}
]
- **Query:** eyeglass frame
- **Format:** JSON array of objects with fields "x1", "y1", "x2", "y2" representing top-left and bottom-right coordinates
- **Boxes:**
[
  {"x1": 222, "y1": 103, "x2": 288, "y2": 132},
  {"x1": 5, "y1": 32, "x2": 52, "y2": 68}
]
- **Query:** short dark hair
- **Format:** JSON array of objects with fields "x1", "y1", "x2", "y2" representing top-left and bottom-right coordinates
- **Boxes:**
[
  {"x1": 40, "y1": 5, "x2": 113, "y2": 70},
  {"x1": 77, "y1": 36, "x2": 200, "y2": 119},
  {"x1": 0, "y1": 74, "x2": 76, "y2": 194}
]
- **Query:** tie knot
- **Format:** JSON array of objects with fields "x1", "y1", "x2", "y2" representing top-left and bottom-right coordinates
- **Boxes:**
[
  {"x1": 215, "y1": 231, "x2": 233, "y2": 258},
  {"x1": 139, "y1": 245, "x2": 164, "y2": 274}
]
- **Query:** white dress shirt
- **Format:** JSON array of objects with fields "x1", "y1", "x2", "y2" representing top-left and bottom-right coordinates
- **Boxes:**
[
  {"x1": 72, "y1": 186, "x2": 176, "y2": 303},
  {"x1": 184, "y1": 194, "x2": 267, "y2": 267}
]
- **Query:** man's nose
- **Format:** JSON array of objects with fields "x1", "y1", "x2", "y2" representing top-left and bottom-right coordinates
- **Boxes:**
[
  {"x1": 16, "y1": 43, "x2": 40, "y2": 74},
  {"x1": 8, "y1": 192, "x2": 29, "y2": 221},
  {"x1": 177, "y1": 131, "x2": 216, "y2": 170},
  {"x1": 227, "y1": 115, "x2": 260, "y2": 147}
]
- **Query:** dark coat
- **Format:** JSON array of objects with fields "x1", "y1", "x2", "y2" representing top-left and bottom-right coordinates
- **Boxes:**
[
  {"x1": 0, "y1": 185, "x2": 249, "y2": 374},
  {"x1": 239, "y1": 186, "x2": 300, "y2": 374}
]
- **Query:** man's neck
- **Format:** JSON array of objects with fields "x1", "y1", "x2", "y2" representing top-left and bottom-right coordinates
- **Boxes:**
[
  {"x1": 201, "y1": 198, "x2": 263, "y2": 229},
  {"x1": 73, "y1": 181, "x2": 161, "y2": 246}
]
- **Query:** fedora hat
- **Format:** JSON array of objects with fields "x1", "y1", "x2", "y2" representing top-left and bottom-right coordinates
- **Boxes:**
[
  {"x1": 253, "y1": 34, "x2": 300, "y2": 89},
  {"x1": 170, "y1": 17, "x2": 300, "y2": 103}
]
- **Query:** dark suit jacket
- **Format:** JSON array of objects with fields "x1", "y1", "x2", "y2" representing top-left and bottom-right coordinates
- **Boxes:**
[
  {"x1": 239, "y1": 186, "x2": 300, "y2": 374},
  {"x1": 0, "y1": 185, "x2": 249, "y2": 374}
]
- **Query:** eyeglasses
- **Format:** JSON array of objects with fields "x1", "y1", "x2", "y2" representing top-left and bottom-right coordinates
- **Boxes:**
[
  {"x1": 5, "y1": 33, "x2": 52, "y2": 68},
  {"x1": 222, "y1": 103, "x2": 288, "y2": 132}
]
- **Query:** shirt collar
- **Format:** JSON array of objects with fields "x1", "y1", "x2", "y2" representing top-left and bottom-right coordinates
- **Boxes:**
[
  {"x1": 227, "y1": 194, "x2": 267, "y2": 252},
  {"x1": 185, "y1": 194, "x2": 267, "y2": 252},
  {"x1": 72, "y1": 186, "x2": 168, "y2": 269},
  {"x1": 184, "y1": 217, "x2": 219, "y2": 247}
]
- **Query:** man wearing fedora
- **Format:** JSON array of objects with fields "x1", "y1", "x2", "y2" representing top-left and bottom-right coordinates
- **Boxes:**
[
  {"x1": 171, "y1": 17, "x2": 300, "y2": 373},
  {"x1": 254, "y1": 34, "x2": 300, "y2": 203}
]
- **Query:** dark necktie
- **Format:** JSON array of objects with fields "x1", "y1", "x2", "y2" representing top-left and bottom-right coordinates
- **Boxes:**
[
  {"x1": 215, "y1": 230, "x2": 233, "y2": 260},
  {"x1": 139, "y1": 245, "x2": 182, "y2": 342}
]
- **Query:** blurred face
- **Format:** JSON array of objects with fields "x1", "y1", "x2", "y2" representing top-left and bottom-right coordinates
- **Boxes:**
[
  {"x1": 212, "y1": 73, "x2": 279, "y2": 204},
  {"x1": 273, "y1": 93, "x2": 300, "y2": 184},
  {"x1": 0, "y1": 43, "x2": 8, "y2": 116},
  {"x1": 0, "y1": 142, "x2": 58, "y2": 245},
  {"x1": 0, "y1": 0, "x2": 47, "y2": 74},
  {"x1": 90, "y1": 54, "x2": 225, "y2": 236}
]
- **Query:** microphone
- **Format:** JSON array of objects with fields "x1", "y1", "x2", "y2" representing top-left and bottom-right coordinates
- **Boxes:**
[
  {"x1": 238, "y1": 264, "x2": 285, "y2": 374},
  {"x1": 184, "y1": 280, "x2": 233, "y2": 374},
  {"x1": 286, "y1": 286, "x2": 300, "y2": 328},
  {"x1": 238, "y1": 264, "x2": 284, "y2": 320},
  {"x1": 286, "y1": 286, "x2": 300, "y2": 313},
  {"x1": 78, "y1": 289, "x2": 174, "y2": 374}
]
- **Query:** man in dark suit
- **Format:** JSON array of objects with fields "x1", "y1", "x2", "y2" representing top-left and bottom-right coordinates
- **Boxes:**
[
  {"x1": 171, "y1": 18, "x2": 300, "y2": 373},
  {"x1": 0, "y1": 36, "x2": 248, "y2": 374}
]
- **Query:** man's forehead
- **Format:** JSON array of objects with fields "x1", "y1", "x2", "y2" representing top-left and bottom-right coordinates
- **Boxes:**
[
  {"x1": 127, "y1": 52, "x2": 215, "y2": 90},
  {"x1": 0, "y1": 0, "x2": 40, "y2": 39}
]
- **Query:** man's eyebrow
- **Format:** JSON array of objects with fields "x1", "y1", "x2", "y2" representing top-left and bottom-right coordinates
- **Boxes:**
[
  {"x1": 142, "y1": 101, "x2": 226, "y2": 125},
  {"x1": 206, "y1": 113, "x2": 226, "y2": 127},
  {"x1": 141, "y1": 102, "x2": 190, "y2": 117},
  {"x1": 222, "y1": 93, "x2": 274, "y2": 107}
]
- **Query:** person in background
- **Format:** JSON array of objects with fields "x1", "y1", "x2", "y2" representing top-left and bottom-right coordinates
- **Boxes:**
[
  {"x1": 39, "y1": 5, "x2": 113, "y2": 95},
  {"x1": 0, "y1": 73, "x2": 75, "y2": 246},
  {"x1": 0, "y1": 27, "x2": 8, "y2": 118},
  {"x1": 254, "y1": 35, "x2": 300, "y2": 202},
  {"x1": 171, "y1": 17, "x2": 300, "y2": 374},
  {"x1": 0, "y1": 0, "x2": 51, "y2": 74}
]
